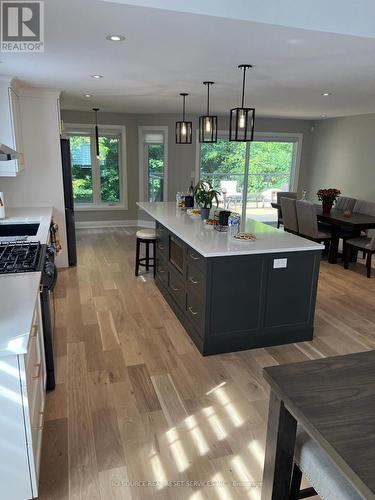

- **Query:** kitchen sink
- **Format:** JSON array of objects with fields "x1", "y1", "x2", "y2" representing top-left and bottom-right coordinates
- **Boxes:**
[{"x1": 0, "y1": 223, "x2": 40, "y2": 237}]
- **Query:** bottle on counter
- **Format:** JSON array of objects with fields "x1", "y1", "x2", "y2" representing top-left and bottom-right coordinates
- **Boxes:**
[{"x1": 302, "y1": 189, "x2": 307, "y2": 200}]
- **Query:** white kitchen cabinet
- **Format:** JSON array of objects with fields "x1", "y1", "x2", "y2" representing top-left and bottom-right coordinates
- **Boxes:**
[
  {"x1": 0, "y1": 78, "x2": 24, "y2": 176},
  {"x1": 0, "y1": 296, "x2": 46, "y2": 499}
]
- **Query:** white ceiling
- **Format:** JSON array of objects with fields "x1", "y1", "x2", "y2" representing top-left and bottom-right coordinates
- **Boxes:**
[{"x1": 2, "y1": 0, "x2": 375, "y2": 119}]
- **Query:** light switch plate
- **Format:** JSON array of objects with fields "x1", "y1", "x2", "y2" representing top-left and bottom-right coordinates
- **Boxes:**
[{"x1": 273, "y1": 258, "x2": 288, "y2": 269}]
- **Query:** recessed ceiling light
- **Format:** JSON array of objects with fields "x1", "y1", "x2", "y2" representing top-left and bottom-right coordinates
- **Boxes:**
[
  {"x1": 321, "y1": 92, "x2": 332, "y2": 96},
  {"x1": 106, "y1": 34, "x2": 125, "y2": 42},
  {"x1": 84, "y1": 94, "x2": 92, "y2": 98},
  {"x1": 91, "y1": 74, "x2": 103, "y2": 79},
  {"x1": 320, "y1": 114, "x2": 327, "y2": 118}
]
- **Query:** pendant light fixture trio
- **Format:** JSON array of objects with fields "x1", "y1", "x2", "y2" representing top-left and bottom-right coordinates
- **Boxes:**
[
  {"x1": 92, "y1": 107, "x2": 100, "y2": 159},
  {"x1": 176, "y1": 93, "x2": 192, "y2": 144},
  {"x1": 229, "y1": 64, "x2": 255, "y2": 142},
  {"x1": 199, "y1": 81, "x2": 217, "y2": 143}
]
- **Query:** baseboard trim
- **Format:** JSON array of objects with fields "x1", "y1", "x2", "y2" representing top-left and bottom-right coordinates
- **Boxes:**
[{"x1": 76, "y1": 219, "x2": 155, "y2": 229}]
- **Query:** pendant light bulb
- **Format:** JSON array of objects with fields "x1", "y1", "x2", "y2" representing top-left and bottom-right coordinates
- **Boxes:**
[
  {"x1": 205, "y1": 117, "x2": 212, "y2": 132},
  {"x1": 238, "y1": 110, "x2": 246, "y2": 129},
  {"x1": 181, "y1": 123, "x2": 187, "y2": 136}
]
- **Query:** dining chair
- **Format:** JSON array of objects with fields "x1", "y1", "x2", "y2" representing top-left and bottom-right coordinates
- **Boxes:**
[
  {"x1": 296, "y1": 200, "x2": 331, "y2": 246},
  {"x1": 353, "y1": 200, "x2": 375, "y2": 216},
  {"x1": 276, "y1": 191, "x2": 297, "y2": 228},
  {"x1": 344, "y1": 230, "x2": 375, "y2": 278},
  {"x1": 289, "y1": 426, "x2": 362, "y2": 500},
  {"x1": 335, "y1": 196, "x2": 357, "y2": 212},
  {"x1": 280, "y1": 197, "x2": 298, "y2": 234}
]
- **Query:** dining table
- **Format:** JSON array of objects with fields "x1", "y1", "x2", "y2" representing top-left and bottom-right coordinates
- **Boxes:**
[
  {"x1": 271, "y1": 202, "x2": 375, "y2": 264},
  {"x1": 261, "y1": 350, "x2": 375, "y2": 500}
]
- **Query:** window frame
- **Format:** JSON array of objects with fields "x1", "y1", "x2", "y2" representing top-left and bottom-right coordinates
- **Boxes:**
[
  {"x1": 65, "y1": 123, "x2": 128, "y2": 211},
  {"x1": 138, "y1": 126, "x2": 168, "y2": 202},
  {"x1": 195, "y1": 130, "x2": 303, "y2": 192}
]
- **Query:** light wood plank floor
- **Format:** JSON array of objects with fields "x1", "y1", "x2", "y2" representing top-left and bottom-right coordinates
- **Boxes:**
[{"x1": 38, "y1": 228, "x2": 375, "y2": 500}]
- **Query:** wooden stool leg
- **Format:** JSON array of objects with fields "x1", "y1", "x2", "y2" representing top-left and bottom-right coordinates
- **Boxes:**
[
  {"x1": 145, "y1": 241, "x2": 150, "y2": 271},
  {"x1": 135, "y1": 238, "x2": 140, "y2": 276},
  {"x1": 153, "y1": 240, "x2": 156, "y2": 278},
  {"x1": 344, "y1": 243, "x2": 350, "y2": 269},
  {"x1": 366, "y1": 252, "x2": 372, "y2": 278}
]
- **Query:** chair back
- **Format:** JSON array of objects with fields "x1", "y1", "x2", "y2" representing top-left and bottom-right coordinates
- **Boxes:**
[
  {"x1": 335, "y1": 196, "x2": 356, "y2": 212},
  {"x1": 353, "y1": 200, "x2": 375, "y2": 216},
  {"x1": 280, "y1": 197, "x2": 298, "y2": 233},
  {"x1": 220, "y1": 180, "x2": 238, "y2": 196},
  {"x1": 368, "y1": 229, "x2": 375, "y2": 250},
  {"x1": 296, "y1": 200, "x2": 318, "y2": 239},
  {"x1": 276, "y1": 191, "x2": 297, "y2": 221}
]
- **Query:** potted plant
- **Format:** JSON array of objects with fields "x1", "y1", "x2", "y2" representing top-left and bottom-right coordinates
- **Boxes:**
[
  {"x1": 317, "y1": 188, "x2": 341, "y2": 214},
  {"x1": 193, "y1": 180, "x2": 220, "y2": 220}
]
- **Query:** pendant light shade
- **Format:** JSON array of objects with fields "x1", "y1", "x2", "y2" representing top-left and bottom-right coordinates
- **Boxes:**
[
  {"x1": 93, "y1": 108, "x2": 100, "y2": 158},
  {"x1": 229, "y1": 64, "x2": 255, "y2": 142},
  {"x1": 176, "y1": 93, "x2": 192, "y2": 144},
  {"x1": 199, "y1": 81, "x2": 217, "y2": 143}
]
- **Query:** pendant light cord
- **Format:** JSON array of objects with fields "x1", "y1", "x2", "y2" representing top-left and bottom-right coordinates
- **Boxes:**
[
  {"x1": 241, "y1": 66, "x2": 247, "y2": 108},
  {"x1": 182, "y1": 95, "x2": 186, "y2": 121},
  {"x1": 207, "y1": 83, "x2": 210, "y2": 116}
]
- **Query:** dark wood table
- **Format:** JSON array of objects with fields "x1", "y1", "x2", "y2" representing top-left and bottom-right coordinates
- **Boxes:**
[
  {"x1": 271, "y1": 202, "x2": 375, "y2": 263},
  {"x1": 261, "y1": 350, "x2": 375, "y2": 500}
]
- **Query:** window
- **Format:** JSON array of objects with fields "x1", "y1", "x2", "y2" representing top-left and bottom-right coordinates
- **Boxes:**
[
  {"x1": 138, "y1": 127, "x2": 168, "y2": 202},
  {"x1": 197, "y1": 132, "x2": 301, "y2": 222},
  {"x1": 67, "y1": 124, "x2": 127, "y2": 209}
]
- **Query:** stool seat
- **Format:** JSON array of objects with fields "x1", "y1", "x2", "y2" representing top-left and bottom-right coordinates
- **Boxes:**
[{"x1": 136, "y1": 229, "x2": 156, "y2": 240}]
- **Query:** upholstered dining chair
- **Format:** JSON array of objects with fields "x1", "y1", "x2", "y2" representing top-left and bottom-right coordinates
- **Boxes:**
[
  {"x1": 296, "y1": 200, "x2": 331, "y2": 246},
  {"x1": 276, "y1": 191, "x2": 297, "y2": 228},
  {"x1": 289, "y1": 426, "x2": 362, "y2": 500},
  {"x1": 280, "y1": 197, "x2": 298, "y2": 234},
  {"x1": 344, "y1": 230, "x2": 375, "y2": 278},
  {"x1": 335, "y1": 196, "x2": 357, "y2": 212}
]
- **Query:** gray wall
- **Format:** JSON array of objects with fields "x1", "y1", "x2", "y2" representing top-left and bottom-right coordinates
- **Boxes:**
[
  {"x1": 306, "y1": 113, "x2": 375, "y2": 202},
  {"x1": 62, "y1": 110, "x2": 314, "y2": 222}
]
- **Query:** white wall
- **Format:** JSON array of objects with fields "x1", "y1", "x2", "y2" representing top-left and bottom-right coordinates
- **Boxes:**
[
  {"x1": 306, "y1": 114, "x2": 375, "y2": 202},
  {"x1": 1, "y1": 89, "x2": 68, "y2": 267}
]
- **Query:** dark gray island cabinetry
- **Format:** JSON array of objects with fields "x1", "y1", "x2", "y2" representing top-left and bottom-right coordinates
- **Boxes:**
[{"x1": 138, "y1": 202, "x2": 322, "y2": 355}]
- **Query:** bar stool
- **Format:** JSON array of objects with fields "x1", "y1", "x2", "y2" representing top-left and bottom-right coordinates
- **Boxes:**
[{"x1": 135, "y1": 229, "x2": 156, "y2": 277}]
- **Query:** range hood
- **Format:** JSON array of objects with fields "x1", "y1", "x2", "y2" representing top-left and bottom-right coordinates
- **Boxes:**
[{"x1": 0, "y1": 143, "x2": 20, "y2": 161}]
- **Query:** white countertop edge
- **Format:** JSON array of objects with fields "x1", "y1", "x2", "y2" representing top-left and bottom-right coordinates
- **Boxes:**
[
  {"x1": 137, "y1": 202, "x2": 322, "y2": 257},
  {"x1": 0, "y1": 206, "x2": 53, "y2": 245}
]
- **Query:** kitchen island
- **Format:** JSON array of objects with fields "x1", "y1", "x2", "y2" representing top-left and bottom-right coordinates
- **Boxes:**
[{"x1": 137, "y1": 202, "x2": 322, "y2": 355}]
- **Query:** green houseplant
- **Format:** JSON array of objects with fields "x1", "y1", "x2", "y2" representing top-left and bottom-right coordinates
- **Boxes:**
[{"x1": 193, "y1": 181, "x2": 220, "y2": 220}]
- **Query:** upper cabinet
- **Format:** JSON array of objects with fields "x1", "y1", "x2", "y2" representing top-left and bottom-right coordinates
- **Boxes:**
[{"x1": 0, "y1": 79, "x2": 24, "y2": 176}]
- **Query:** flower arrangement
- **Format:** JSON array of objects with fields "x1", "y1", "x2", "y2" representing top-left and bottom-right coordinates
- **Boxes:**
[{"x1": 316, "y1": 188, "x2": 341, "y2": 203}]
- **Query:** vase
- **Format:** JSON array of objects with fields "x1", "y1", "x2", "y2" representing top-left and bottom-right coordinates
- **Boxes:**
[
  {"x1": 322, "y1": 200, "x2": 333, "y2": 215},
  {"x1": 200, "y1": 208, "x2": 210, "y2": 220}
]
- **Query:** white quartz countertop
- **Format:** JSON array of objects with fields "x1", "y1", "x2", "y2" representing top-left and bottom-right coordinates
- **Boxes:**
[
  {"x1": 137, "y1": 202, "x2": 322, "y2": 257},
  {"x1": 0, "y1": 206, "x2": 53, "y2": 244},
  {"x1": 0, "y1": 272, "x2": 41, "y2": 357}
]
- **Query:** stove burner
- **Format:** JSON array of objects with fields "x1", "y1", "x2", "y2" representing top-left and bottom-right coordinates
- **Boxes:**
[{"x1": 0, "y1": 242, "x2": 42, "y2": 273}]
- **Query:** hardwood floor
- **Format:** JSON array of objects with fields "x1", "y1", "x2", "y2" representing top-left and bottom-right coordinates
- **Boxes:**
[{"x1": 38, "y1": 228, "x2": 375, "y2": 500}]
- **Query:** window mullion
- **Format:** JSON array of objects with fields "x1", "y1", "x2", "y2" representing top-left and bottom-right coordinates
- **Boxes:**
[
  {"x1": 242, "y1": 142, "x2": 251, "y2": 221},
  {"x1": 90, "y1": 134, "x2": 101, "y2": 204}
]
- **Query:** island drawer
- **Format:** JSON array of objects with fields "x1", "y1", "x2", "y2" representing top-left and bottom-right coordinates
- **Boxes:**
[
  {"x1": 168, "y1": 268, "x2": 186, "y2": 309},
  {"x1": 156, "y1": 255, "x2": 168, "y2": 286},
  {"x1": 186, "y1": 262, "x2": 205, "y2": 298},
  {"x1": 156, "y1": 222, "x2": 169, "y2": 245},
  {"x1": 186, "y1": 291, "x2": 204, "y2": 336},
  {"x1": 186, "y1": 245, "x2": 205, "y2": 271}
]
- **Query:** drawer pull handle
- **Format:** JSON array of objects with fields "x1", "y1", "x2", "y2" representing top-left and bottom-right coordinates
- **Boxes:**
[
  {"x1": 171, "y1": 285, "x2": 180, "y2": 291},
  {"x1": 32, "y1": 363, "x2": 41, "y2": 380},
  {"x1": 189, "y1": 277, "x2": 200, "y2": 284},
  {"x1": 31, "y1": 324, "x2": 38, "y2": 338},
  {"x1": 158, "y1": 268, "x2": 166, "y2": 274},
  {"x1": 188, "y1": 306, "x2": 198, "y2": 316},
  {"x1": 190, "y1": 253, "x2": 200, "y2": 260},
  {"x1": 35, "y1": 411, "x2": 44, "y2": 431},
  {"x1": 158, "y1": 245, "x2": 166, "y2": 250}
]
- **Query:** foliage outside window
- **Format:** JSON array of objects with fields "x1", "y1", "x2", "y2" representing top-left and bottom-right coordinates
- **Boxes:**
[
  {"x1": 147, "y1": 143, "x2": 164, "y2": 202},
  {"x1": 69, "y1": 131, "x2": 122, "y2": 207}
]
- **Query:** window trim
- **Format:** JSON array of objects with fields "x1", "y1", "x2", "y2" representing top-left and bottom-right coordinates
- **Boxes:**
[
  {"x1": 65, "y1": 123, "x2": 128, "y2": 210},
  {"x1": 195, "y1": 130, "x2": 303, "y2": 193},
  {"x1": 138, "y1": 125, "x2": 168, "y2": 202}
]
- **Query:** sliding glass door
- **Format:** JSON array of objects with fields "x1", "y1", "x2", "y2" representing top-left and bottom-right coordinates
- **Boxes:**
[{"x1": 198, "y1": 133, "x2": 300, "y2": 223}]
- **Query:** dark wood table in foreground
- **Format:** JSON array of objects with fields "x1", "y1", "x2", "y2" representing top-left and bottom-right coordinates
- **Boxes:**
[
  {"x1": 271, "y1": 202, "x2": 375, "y2": 264},
  {"x1": 261, "y1": 350, "x2": 375, "y2": 499}
]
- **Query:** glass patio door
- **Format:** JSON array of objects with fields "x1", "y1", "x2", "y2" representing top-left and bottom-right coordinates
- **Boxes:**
[{"x1": 198, "y1": 134, "x2": 299, "y2": 222}]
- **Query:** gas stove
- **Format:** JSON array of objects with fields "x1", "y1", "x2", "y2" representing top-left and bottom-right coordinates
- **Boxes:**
[{"x1": 0, "y1": 242, "x2": 45, "y2": 274}]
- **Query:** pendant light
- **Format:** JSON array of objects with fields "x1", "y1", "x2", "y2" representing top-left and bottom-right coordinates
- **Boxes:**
[
  {"x1": 176, "y1": 93, "x2": 192, "y2": 144},
  {"x1": 93, "y1": 107, "x2": 100, "y2": 159},
  {"x1": 229, "y1": 64, "x2": 255, "y2": 142},
  {"x1": 199, "y1": 82, "x2": 217, "y2": 143}
]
